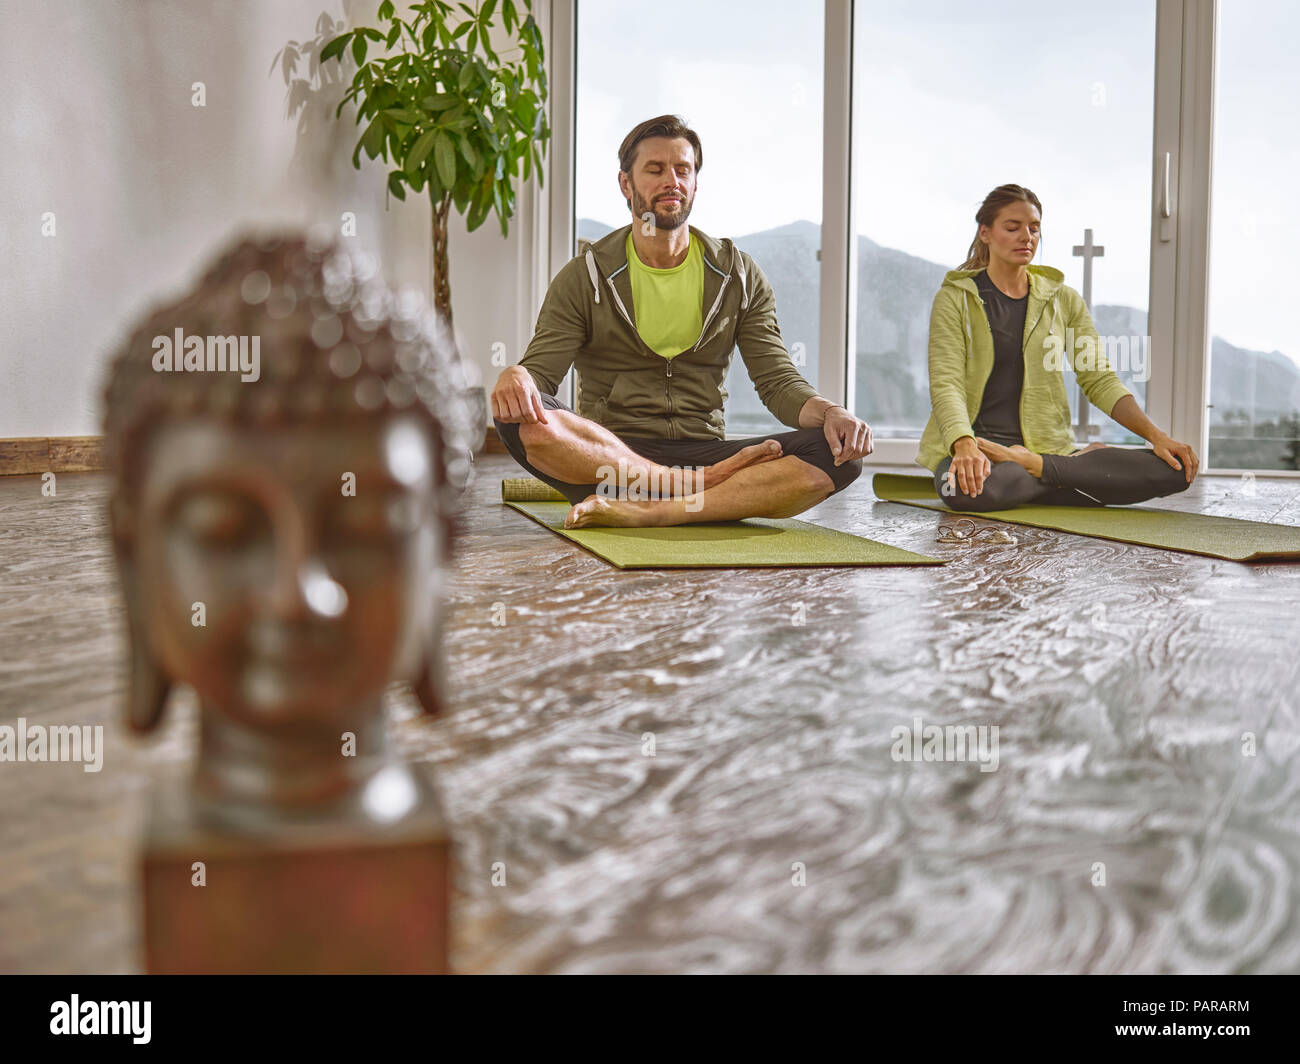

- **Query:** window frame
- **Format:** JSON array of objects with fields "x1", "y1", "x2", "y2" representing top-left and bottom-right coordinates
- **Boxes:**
[{"x1": 552, "y1": 0, "x2": 1291, "y2": 476}]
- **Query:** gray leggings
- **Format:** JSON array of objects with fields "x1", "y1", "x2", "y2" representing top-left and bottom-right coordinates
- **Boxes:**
[{"x1": 934, "y1": 447, "x2": 1190, "y2": 511}]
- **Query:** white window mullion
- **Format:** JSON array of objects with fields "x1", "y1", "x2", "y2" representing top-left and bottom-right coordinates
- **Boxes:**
[
  {"x1": 819, "y1": 0, "x2": 854, "y2": 418},
  {"x1": 548, "y1": 0, "x2": 577, "y2": 407},
  {"x1": 1145, "y1": 0, "x2": 1183, "y2": 442},
  {"x1": 1153, "y1": 0, "x2": 1217, "y2": 463}
]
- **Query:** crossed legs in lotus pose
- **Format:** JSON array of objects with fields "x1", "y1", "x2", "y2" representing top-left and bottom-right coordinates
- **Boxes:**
[{"x1": 935, "y1": 438, "x2": 1191, "y2": 511}]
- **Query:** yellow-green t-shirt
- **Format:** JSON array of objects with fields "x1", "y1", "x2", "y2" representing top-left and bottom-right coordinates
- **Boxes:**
[{"x1": 625, "y1": 231, "x2": 704, "y2": 359}]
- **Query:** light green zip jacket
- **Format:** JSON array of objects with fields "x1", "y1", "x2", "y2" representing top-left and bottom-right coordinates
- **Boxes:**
[
  {"x1": 517, "y1": 223, "x2": 818, "y2": 441},
  {"x1": 916, "y1": 265, "x2": 1133, "y2": 472}
]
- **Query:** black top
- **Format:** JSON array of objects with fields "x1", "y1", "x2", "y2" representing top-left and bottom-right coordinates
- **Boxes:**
[{"x1": 971, "y1": 269, "x2": 1027, "y2": 447}]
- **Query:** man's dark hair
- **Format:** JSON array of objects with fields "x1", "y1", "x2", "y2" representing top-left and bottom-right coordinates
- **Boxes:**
[{"x1": 617, "y1": 114, "x2": 703, "y2": 177}]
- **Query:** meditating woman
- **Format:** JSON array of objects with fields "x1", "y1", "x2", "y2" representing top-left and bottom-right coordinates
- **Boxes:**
[{"x1": 916, "y1": 183, "x2": 1199, "y2": 511}]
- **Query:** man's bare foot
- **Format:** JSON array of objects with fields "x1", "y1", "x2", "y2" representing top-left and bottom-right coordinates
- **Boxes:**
[
  {"x1": 565, "y1": 494, "x2": 665, "y2": 529},
  {"x1": 701, "y1": 440, "x2": 782, "y2": 490},
  {"x1": 975, "y1": 437, "x2": 1043, "y2": 478}
]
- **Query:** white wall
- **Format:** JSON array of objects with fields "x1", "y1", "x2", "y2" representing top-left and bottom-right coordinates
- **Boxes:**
[{"x1": 0, "y1": 0, "x2": 546, "y2": 439}]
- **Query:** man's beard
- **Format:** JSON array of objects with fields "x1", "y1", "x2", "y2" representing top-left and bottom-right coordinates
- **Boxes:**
[{"x1": 632, "y1": 188, "x2": 692, "y2": 231}]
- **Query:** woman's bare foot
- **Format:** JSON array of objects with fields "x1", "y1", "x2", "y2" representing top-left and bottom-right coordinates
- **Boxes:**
[
  {"x1": 565, "y1": 494, "x2": 666, "y2": 529},
  {"x1": 975, "y1": 437, "x2": 1044, "y2": 478}
]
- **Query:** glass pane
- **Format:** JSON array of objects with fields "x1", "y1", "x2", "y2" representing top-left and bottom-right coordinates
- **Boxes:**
[
  {"x1": 1207, "y1": 0, "x2": 1300, "y2": 471},
  {"x1": 851, "y1": 1, "x2": 1156, "y2": 446},
  {"x1": 575, "y1": 0, "x2": 824, "y2": 436}
]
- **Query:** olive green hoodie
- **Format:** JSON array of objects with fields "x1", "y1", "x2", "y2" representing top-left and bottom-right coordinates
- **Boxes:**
[
  {"x1": 517, "y1": 223, "x2": 818, "y2": 441},
  {"x1": 916, "y1": 265, "x2": 1133, "y2": 472}
]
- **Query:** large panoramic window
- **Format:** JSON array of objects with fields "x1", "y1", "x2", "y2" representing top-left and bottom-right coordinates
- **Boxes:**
[
  {"x1": 574, "y1": 0, "x2": 824, "y2": 435},
  {"x1": 850, "y1": 1, "x2": 1157, "y2": 445},
  {"x1": 1206, "y1": 0, "x2": 1300, "y2": 471}
]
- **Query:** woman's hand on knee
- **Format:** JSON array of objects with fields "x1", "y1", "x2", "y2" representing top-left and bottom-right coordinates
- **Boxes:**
[
  {"x1": 945, "y1": 437, "x2": 991, "y2": 497},
  {"x1": 1151, "y1": 434, "x2": 1199, "y2": 483}
]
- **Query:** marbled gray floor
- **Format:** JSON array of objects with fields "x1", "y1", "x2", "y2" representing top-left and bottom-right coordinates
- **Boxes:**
[{"x1": 2, "y1": 459, "x2": 1298, "y2": 973}]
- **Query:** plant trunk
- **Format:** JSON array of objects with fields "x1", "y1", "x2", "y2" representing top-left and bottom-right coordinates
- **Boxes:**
[{"x1": 430, "y1": 189, "x2": 453, "y2": 333}]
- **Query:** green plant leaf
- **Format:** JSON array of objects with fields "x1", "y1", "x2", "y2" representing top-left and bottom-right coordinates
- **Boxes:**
[
  {"x1": 385, "y1": 22, "x2": 401, "y2": 47},
  {"x1": 466, "y1": 195, "x2": 488, "y2": 232},
  {"x1": 335, "y1": 87, "x2": 361, "y2": 120},
  {"x1": 467, "y1": 25, "x2": 478, "y2": 53},
  {"x1": 388, "y1": 171, "x2": 407, "y2": 200},
  {"x1": 352, "y1": 34, "x2": 367, "y2": 66},
  {"x1": 378, "y1": 0, "x2": 396, "y2": 20},
  {"x1": 384, "y1": 107, "x2": 424, "y2": 123},
  {"x1": 408, "y1": 129, "x2": 438, "y2": 171},
  {"x1": 481, "y1": 0, "x2": 497, "y2": 22},
  {"x1": 456, "y1": 135, "x2": 479, "y2": 171},
  {"x1": 503, "y1": 0, "x2": 516, "y2": 33},
  {"x1": 434, "y1": 131, "x2": 457, "y2": 188},
  {"x1": 458, "y1": 61, "x2": 475, "y2": 91},
  {"x1": 320, "y1": 33, "x2": 350, "y2": 62},
  {"x1": 466, "y1": 175, "x2": 492, "y2": 230},
  {"x1": 512, "y1": 94, "x2": 532, "y2": 128},
  {"x1": 451, "y1": 21, "x2": 472, "y2": 40},
  {"x1": 362, "y1": 115, "x2": 386, "y2": 158},
  {"x1": 421, "y1": 94, "x2": 460, "y2": 111}
]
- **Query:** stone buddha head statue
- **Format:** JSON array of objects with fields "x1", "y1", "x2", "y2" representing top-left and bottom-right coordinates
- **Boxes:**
[{"x1": 102, "y1": 232, "x2": 474, "y2": 825}]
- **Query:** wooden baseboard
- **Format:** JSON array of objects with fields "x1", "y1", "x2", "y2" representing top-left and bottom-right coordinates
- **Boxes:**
[
  {"x1": 0, "y1": 437, "x2": 104, "y2": 476},
  {"x1": 1, "y1": 431, "x2": 507, "y2": 475}
]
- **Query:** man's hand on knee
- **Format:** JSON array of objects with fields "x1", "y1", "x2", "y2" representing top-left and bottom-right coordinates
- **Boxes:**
[
  {"x1": 491, "y1": 366, "x2": 550, "y2": 425},
  {"x1": 822, "y1": 406, "x2": 874, "y2": 465}
]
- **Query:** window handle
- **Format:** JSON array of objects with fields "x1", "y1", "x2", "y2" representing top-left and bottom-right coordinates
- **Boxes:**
[
  {"x1": 1160, "y1": 152, "x2": 1172, "y2": 219},
  {"x1": 1158, "y1": 152, "x2": 1173, "y2": 243}
]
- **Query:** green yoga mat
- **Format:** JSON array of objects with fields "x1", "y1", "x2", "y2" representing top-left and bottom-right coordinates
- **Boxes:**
[
  {"x1": 872, "y1": 473, "x2": 1300, "y2": 562},
  {"x1": 500, "y1": 478, "x2": 944, "y2": 569}
]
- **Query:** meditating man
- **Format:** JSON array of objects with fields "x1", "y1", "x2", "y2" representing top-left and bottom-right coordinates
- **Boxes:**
[{"x1": 491, "y1": 114, "x2": 871, "y2": 529}]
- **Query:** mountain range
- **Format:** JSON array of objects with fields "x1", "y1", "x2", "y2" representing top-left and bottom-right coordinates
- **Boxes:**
[{"x1": 576, "y1": 217, "x2": 1300, "y2": 448}]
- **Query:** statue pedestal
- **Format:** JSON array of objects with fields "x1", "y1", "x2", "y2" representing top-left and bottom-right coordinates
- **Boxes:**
[{"x1": 140, "y1": 767, "x2": 451, "y2": 974}]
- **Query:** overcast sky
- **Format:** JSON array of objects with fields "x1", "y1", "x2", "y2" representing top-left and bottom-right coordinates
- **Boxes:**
[{"x1": 576, "y1": 0, "x2": 1294, "y2": 366}]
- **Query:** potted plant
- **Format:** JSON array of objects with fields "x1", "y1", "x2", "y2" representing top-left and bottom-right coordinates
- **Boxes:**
[{"x1": 318, "y1": 0, "x2": 550, "y2": 333}]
